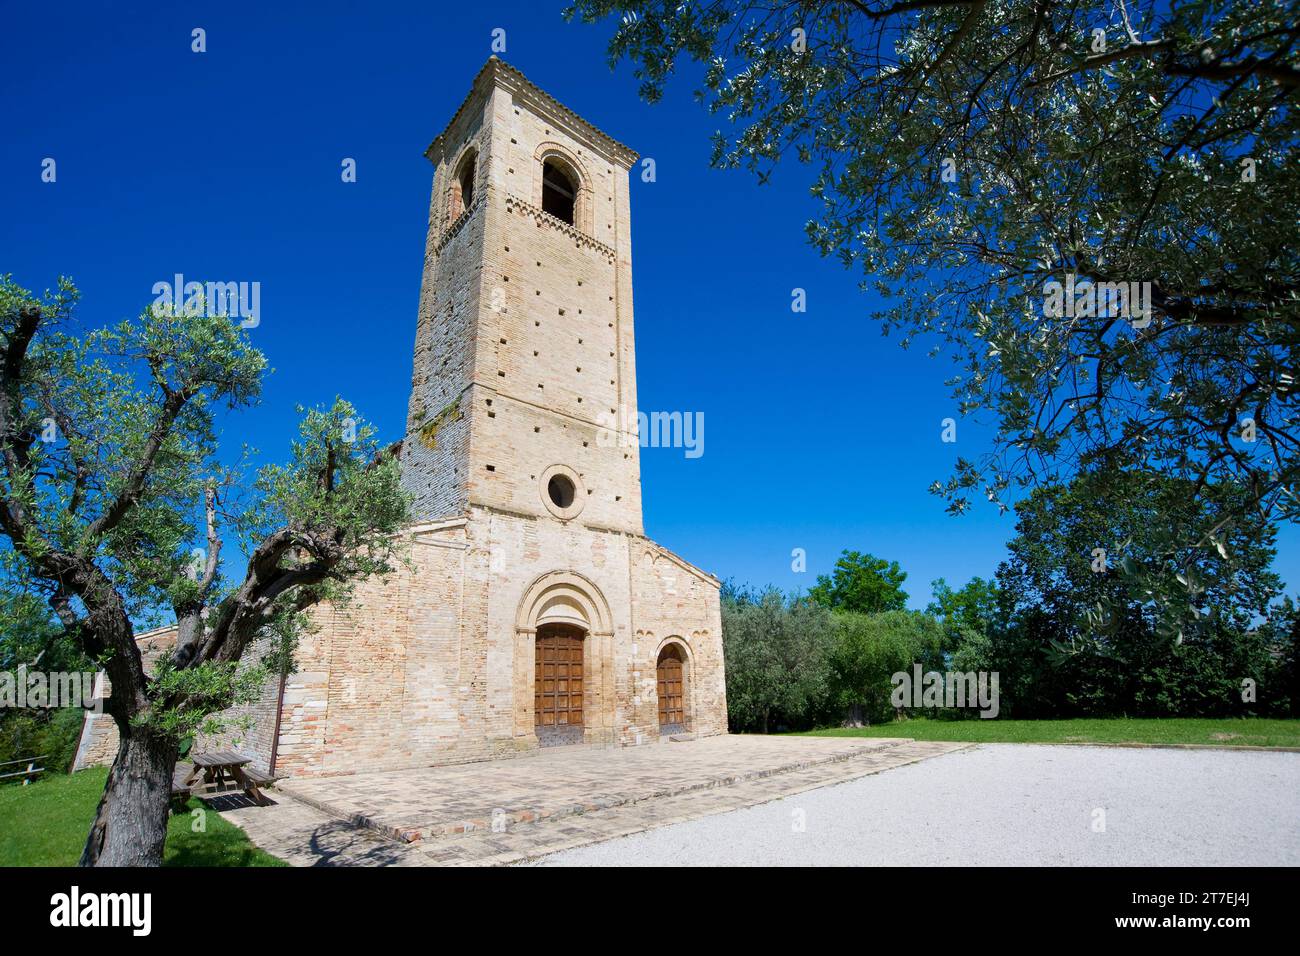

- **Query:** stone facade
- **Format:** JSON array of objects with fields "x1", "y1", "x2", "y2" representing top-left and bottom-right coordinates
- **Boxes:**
[{"x1": 76, "y1": 58, "x2": 726, "y2": 778}]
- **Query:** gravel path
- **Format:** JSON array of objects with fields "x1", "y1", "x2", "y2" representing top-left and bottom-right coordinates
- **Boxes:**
[{"x1": 536, "y1": 744, "x2": 1300, "y2": 866}]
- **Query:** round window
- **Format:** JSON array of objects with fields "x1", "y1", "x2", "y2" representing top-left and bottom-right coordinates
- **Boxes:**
[
  {"x1": 547, "y1": 474, "x2": 575, "y2": 509},
  {"x1": 540, "y1": 465, "x2": 585, "y2": 520}
]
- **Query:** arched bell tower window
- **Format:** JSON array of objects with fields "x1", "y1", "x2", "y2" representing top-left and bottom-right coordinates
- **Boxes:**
[
  {"x1": 541, "y1": 159, "x2": 576, "y2": 225},
  {"x1": 450, "y1": 149, "x2": 477, "y2": 221}
]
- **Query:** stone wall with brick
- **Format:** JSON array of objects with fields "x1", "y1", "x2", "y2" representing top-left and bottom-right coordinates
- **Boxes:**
[
  {"x1": 72, "y1": 703, "x2": 120, "y2": 771},
  {"x1": 628, "y1": 547, "x2": 729, "y2": 739},
  {"x1": 270, "y1": 518, "x2": 466, "y2": 777}
]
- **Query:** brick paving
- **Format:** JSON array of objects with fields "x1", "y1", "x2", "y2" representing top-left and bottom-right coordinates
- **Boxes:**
[
  {"x1": 214, "y1": 735, "x2": 969, "y2": 866},
  {"x1": 213, "y1": 796, "x2": 431, "y2": 867}
]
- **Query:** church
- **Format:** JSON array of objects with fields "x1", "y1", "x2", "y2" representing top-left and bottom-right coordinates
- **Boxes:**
[{"x1": 75, "y1": 58, "x2": 727, "y2": 777}]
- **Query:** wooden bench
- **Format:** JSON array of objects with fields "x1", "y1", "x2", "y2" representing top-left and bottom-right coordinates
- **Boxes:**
[
  {"x1": 170, "y1": 766, "x2": 195, "y2": 809},
  {"x1": 237, "y1": 766, "x2": 278, "y2": 805},
  {"x1": 239, "y1": 766, "x2": 275, "y2": 785}
]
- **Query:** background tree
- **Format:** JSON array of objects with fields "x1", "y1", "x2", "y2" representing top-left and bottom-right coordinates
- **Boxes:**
[
  {"x1": 928, "y1": 576, "x2": 999, "y2": 636},
  {"x1": 991, "y1": 469, "x2": 1285, "y2": 715},
  {"x1": 808, "y1": 550, "x2": 909, "y2": 613},
  {"x1": 0, "y1": 276, "x2": 407, "y2": 865},
  {"x1": 1271, "y1": 599, "x2": 1300, "y2": 716},
  {"x1": 828, "y1": 609, "x2": 944, "y2": 725},
  {"x1": 927, "y1": 575, "x2": 1001, "y2": 677},
  {"x1": 569, "y1": 0, "x2": 1300, "y2": 626},
  {"x1": 0, "y1": 583, "x2": 89, "y2": 772}
]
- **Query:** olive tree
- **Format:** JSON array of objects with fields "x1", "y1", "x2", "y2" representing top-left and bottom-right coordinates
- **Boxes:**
[{"x1": 0, "y1": 276, "x2": 407, "y2": 865}]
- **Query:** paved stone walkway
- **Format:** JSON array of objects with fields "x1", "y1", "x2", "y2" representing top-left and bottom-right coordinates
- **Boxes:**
[
  {"x1": 437, "y1": 739, "x2": 968, "y2": 866},
  {"x1": 276, "y1": 733, "x2": 918, "y2": 841},
  {"x1": 214, "y1": 735, "x2": 969, "y2": 866}
]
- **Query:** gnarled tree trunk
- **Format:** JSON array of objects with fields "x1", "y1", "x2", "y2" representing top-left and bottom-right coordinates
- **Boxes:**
[
  {"x1": 842, "y1": 702, "x2": 865, "y2": 728},
  {"x1": 80, "y1": 723, "x2": 177, "y2": 867}
]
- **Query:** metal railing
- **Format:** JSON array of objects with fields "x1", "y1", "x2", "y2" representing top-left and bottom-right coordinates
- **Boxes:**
[{"x1": 0, "y1": 755, "x2": 47, "y2": 785}]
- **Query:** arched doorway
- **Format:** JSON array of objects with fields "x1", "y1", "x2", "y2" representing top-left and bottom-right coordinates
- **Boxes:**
[
  {"x1": 515, "y1": 571, "x2": 614, "y2": 747},
  {"x1": 535, "y1": 623, "x2": 585, "y2": 746},
  {"x1": 657, "y1": 643, "x2": 687, "y2": 734}
]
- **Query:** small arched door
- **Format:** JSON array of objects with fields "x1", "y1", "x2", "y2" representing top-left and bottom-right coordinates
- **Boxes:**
[{"x1": 656, "y1": 644, "x2": 687, "y2": 734}]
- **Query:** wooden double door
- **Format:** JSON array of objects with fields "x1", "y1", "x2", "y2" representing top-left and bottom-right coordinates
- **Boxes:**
[{"x1": 535, "y1": 624, "x2": 585, "y2": 746}]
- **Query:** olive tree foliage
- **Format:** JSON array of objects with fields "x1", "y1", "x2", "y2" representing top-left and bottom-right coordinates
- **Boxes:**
[
  {"x1": 721, "y1": 584, "x2": 835, "y2": 731},
  {"x1": 721, "y1": 582, "x2": 948, "y2": 729},
  {"x1": 828, "y1": 609, "x2": 944, "y2": 724},
  {"x1": 0, "y1": 275, "x2": 408, "y2": 864},
  {"x1": 568, "y1": 0, "x2": 1300, "y2": 626},
  {"x1": 998, "y1": 470, "x2": 1283, "y2": 652},
  {"x1": 0, "y1": 579, "x2": 79, "y2": 672}
]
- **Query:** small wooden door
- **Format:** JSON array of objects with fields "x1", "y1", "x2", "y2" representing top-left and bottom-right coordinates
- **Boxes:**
[
  {"x1": 657, "y1": 645, "x2": 686, "y2": 733},
  {"x1": 535, "y1": 625, "x2": 584, "y2": 745}
]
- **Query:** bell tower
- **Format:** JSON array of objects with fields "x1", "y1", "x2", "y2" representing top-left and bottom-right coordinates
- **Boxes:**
[{"x1": 400, "y1": 58, "x2": 644, "y2": 534}]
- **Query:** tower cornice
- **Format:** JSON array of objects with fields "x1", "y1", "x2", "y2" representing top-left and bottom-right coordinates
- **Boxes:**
[{"x1": 425, "y1": 57, "x2": 640, "y2": 168}]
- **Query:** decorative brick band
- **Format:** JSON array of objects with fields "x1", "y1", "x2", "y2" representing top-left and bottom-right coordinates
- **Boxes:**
[
  {"x1": 435, "y1": 196, "x2": 482, "y2": 255},
  {"x1": 504, "y1": 194, "x2": 616, "y2": 263}
]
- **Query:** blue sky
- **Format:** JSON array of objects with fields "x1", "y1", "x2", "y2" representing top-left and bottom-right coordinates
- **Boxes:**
[{"x1": 3, "y1": 1, "x2": 1295, "y2": 609}]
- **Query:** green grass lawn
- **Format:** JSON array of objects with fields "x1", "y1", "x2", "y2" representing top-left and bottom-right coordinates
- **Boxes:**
[
  {"x1": 0, "y1": 767, "x2": 288, "y2": 867},
  {"x1": 801, "y1": 716, "x2": 1300, "y2": 748}
]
